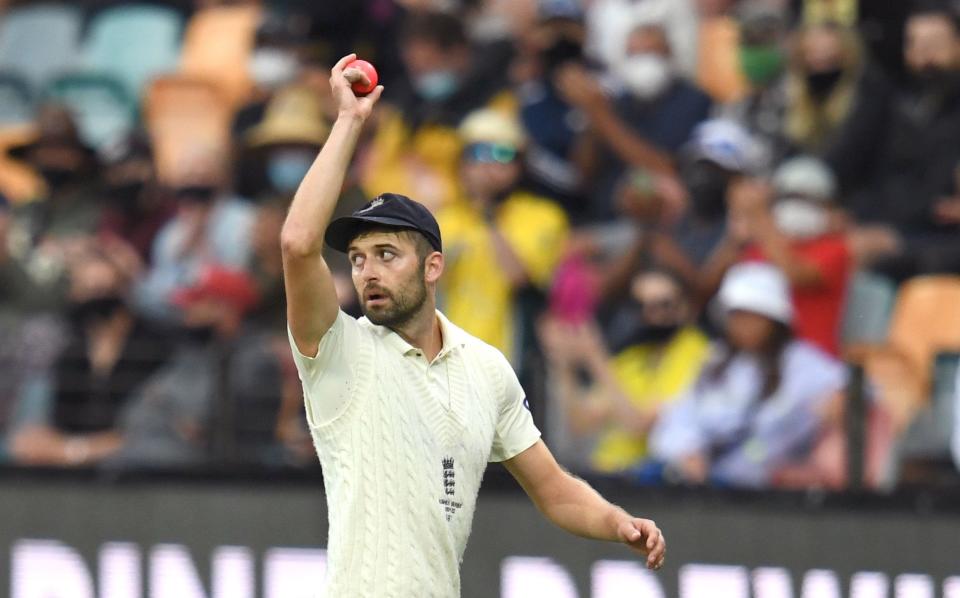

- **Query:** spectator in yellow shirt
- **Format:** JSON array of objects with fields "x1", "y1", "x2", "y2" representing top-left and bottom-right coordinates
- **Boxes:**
[
  {"x1": 539, "y1": 269, "x2": 709, "y2": 473},
  {"x1": 437, "y1": 109, "x2": 569, "y2": 365}
]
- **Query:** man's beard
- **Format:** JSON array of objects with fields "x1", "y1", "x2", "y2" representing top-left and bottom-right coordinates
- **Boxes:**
[{"x1": 360, "y1": 276, "x2": 428, "y2": 329}]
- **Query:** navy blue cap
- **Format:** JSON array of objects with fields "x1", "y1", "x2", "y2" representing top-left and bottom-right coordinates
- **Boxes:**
[{"x1": 325, "y1": 193, "x2": 442, "y2": 253}]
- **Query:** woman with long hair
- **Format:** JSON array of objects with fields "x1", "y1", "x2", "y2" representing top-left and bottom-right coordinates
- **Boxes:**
[{"x1": 645, "y1": 262, "x2": 846, "y2": 487}]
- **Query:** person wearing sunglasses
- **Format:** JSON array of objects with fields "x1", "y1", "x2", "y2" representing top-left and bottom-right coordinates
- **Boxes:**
[
  {"x1": 436, "y1": 109, "x2": 569, "y2": 366},
  {"x1": 538, "y1": 268, "x2": 709, "y2": 473}
]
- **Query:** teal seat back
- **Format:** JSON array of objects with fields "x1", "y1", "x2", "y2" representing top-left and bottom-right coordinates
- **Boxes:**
[
  {"x1": 0, "y1": 4, "x2": 82, "y2": 91},
  {"x1": 44, "y1": 73, "x2": 135, "y2": 149},
  {"x1": 83, "y1": 4, "x2": 183, "y2": 100}
]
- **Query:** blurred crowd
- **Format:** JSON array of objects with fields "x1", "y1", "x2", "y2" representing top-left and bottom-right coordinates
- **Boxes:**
[{"x1": 2, "y1": 0, "x2": 960, "y2": 490}]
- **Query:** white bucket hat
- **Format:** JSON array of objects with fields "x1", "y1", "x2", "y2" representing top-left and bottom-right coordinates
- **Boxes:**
[{"x1": 716, "y1": 262, "x2": 794, "y2": 325}]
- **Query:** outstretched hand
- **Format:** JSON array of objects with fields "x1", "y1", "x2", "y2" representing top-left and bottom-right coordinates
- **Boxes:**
[
  {"x1": 617, "y1": 517, "x2": 666, "y2": 570},
  {"x1": 330, "y1": 54, "x2": 384, "y2": 120}
]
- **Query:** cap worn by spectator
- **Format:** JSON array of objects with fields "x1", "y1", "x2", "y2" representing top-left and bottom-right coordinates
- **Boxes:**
[
  {"x1": 685, "y1": 118, "x2": 766, "y2": 174},
  {"x1": 172, "y1": 266, "x2": 261, "y2": 315},
  {"x1": 772, "y1": 155, "x2": 837, "y2": 203},
  {"x1": 245, "y1": 86, "x2": 329, "y2": 149},
  {"x1": 717, "y1": 261, "x2": 794, "y2": 325},
  {"x1": 325, "y1": 193, "x2": 442, "y2": 254}
]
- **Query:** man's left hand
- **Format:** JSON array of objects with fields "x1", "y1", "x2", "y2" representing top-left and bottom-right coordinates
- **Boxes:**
[{"x1": 616, "y1": 517, "x2": 666, "y2": 570}]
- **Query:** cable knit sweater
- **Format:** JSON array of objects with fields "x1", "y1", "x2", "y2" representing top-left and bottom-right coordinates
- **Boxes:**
[{"x1": 288, "y1": 310, "x2": 541, "y2": 597}]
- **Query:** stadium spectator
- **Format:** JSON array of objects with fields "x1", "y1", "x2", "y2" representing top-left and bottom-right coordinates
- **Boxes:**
[
  {"x1": 360, "y1": 10, "x2": 513, "y2": 209},
  {"x1": 586, "y1": 0, "x2": 700, "y2": 78},
  {"x1": 109, "y1": 266, "x2": 273, "y2": 467},
  {"x1": 8, "y1": 243, "x2": 170, "y2": 467},
  {"x1": 718, "y1": 3, "x2": 792, "y2": 168},
  {"x1": 556, "y1": 16, "x2": 712, "y2": 222},
  {"x1": 645, "y1": 262, "x2": 846, "y2": 488},
  {"x1": 828, "y1": 3, "x2": 960, "y2": 280},
  {"x1": 673, "y1": 118, "x2": 764, "y2": 267},
  {"x1": 512, "y1": 2, "x2": 591, "y2": 216},
  {"x1": 134, "y1": 147, "x2": 255, "y2": 323},
  {"x1": 784, "y1": 22, "x2": 885, "y2": 155},
  {"x1": 700, "y1": 157, "x2": 851, "y2": 356},
  {"x1": 98, "y1": 134, "x2": 175, "y2": 263},
  {"x1": 437, "y1": 109, "x2": 568, "y2": 365},
  {"x1": 539, "y1": 269, "x2": 709, "y2": 474},
  {"x1": 8, "y1": 105, "x2": 102, "y2": 245},
  {"x1": 243, "y1": 84, "x2": 330, "y2": 201}
]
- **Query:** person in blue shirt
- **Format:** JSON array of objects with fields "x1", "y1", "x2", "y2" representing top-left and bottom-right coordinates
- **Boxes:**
[{"x1": 645, "y1": 262, "x2": 847, "y2": 488}]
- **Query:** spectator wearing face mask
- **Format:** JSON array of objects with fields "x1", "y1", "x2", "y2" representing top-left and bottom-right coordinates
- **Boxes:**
[
  {"x1": 134, "y1": 148, "x2": 255, "y2": 324},
  {"x1": 717, "y1": 4, "x2": 793, "y2": 168},
  {"x1": 8, "y1": 243, "x2": 171, "y2": 467},
  {"x1": 109, "y1": 266, "x2": 277, "y2": 467},
  {"x1": 585, "y1": 0, "x2": 700, "y2": 79},
  {"x1": 555, "y1": 18, "x2": 712, "y2": 222},
  {"x1": 244, "y1": 85, "x2": 330, "y2": 200},
  {"x1": 673, "y1": 118, "x2": 765, "y2": 267},
  {"x1": 8, "y1": 105, "x2": 102, "y2": 246},
  {"x1": 701, "y1": 157, "x2": 850, "y2": 356},
  {"x1": 437, "y1": 109, "x2": 569, "y2": 365},
  {"x1": 646, "y1": 262, "x2": 846, "y2": 488},
  {"x1": 826, "y1": 3, "x2": 960, "y2": 280},
  {"x1": 785, "y1": 22, "x2": 886, "y2": 155},
  {"x1": 539, "y1": 269, "x2": 709, "y2": 474},
  {"x1": 361, "y1": 10, "x2": 514, "y2": 210},
  {"x1": 98, "y1": 134, "x2": 175, "y2": 263}
]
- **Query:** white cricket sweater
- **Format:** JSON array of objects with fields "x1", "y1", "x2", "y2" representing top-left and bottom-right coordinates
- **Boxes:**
[{"x1": 288, "y1": 310, "x2": 541, "y2": 597}]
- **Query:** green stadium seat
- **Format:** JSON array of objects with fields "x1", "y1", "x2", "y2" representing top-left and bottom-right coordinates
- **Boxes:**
[
  {"x1": 43, "y1": 72, "x2": 136, "y2": 150},
  {"x1": 841, "y1": 270, "x2": 896, "y2": 347},
  {"x1": 0, "y1": 3, "x2": 83, "y2": 92},
  {"x1": 82, "y1": 3, "x2": 183, "y2": 100}
]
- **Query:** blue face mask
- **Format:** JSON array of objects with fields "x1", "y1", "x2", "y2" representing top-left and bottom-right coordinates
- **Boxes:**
[
  {"x1": 267, "y1": 151, "x2": 314, "y2": 193},
  {"x1": 414, "y1": 70, "x2": 459, "y2": 102}
]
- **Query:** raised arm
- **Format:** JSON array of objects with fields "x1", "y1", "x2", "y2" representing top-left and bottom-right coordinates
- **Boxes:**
[
  {"x1": 504, "y1": 440, "x2": 666, "y2": 570},
  {"x1": 280, "y1": 55, "x2": 383, "y2": 356}
]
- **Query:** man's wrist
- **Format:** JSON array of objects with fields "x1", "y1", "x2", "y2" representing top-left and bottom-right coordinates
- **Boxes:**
[{"x1": 604, "y1": 505, "x2": 632, "y2": 541}]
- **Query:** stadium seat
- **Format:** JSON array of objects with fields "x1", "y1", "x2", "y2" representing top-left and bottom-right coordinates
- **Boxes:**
[
  {"x1": 143, "y1": 75, "x2": 232, "y2": 184},
  {"x1": 0, "y1": 71, "x2": 34, "y2": 125},
  {"x1": 840, "y1": 270, "x2": 896, "y2": 347},
  {"x1": 856, "y1": 276, "x2": 960, "y2": 431},
  {"x1": 0, "y1": 125, "x2": 45, "y2": 203},
  {"x1": 890, "y1": 353, "x2": 960, "y2": 485},
  {"x1": 82, "y1": 4, "x2": 183, "y2": 100},
  {"x1": 0, "y1": 3, "x2": 83, "y2": 92},
  {"x1": 179, "y1": 3, "x2": 260, "y2": 107},
  {"x1": 43, "y1": 72, "x2": 136, "y2": 150}
]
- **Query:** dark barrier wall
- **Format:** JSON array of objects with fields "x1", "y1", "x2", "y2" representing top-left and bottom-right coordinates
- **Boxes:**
[{"x1": 3, "y1": 472, "x2": 960, "y2": 597}]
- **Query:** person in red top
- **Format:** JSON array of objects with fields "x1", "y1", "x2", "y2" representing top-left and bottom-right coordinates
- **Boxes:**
[{"x1": 700, "y1": 156, "x2": 851, "y2": 356}]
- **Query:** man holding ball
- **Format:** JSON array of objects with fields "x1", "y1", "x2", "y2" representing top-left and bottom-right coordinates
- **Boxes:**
[{"x1": 281, "y1": 54, "x2": 665, "y2": 597}]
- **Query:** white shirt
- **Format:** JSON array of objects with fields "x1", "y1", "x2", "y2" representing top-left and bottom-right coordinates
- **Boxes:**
[{"x1": 288, "y1": 310, "x2": 541, "y2": 597}]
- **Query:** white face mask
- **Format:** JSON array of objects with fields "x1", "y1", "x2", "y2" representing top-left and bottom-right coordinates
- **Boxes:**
[
  {"x1": 773, "y1": 198, "x2": 829, "y2": 239},
  {"x1": 249, "y1": 48, "x2": 300, "y2": 90},
  {"x1": 618, "y1": 54, "x2": 673, "y2": 100}
]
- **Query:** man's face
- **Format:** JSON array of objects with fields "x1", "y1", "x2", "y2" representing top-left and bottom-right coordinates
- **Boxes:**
[
  {"x1": 348, "y1": 231, "x2": 431, "y2": 328},
  {"x1": 905, "y1": 14, "x2": 960, "y2": 75}
]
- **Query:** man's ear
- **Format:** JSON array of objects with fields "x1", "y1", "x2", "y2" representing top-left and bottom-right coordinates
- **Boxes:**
[{"x1": 424, "y1": 252, "x2": 444, "y2": 284}]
